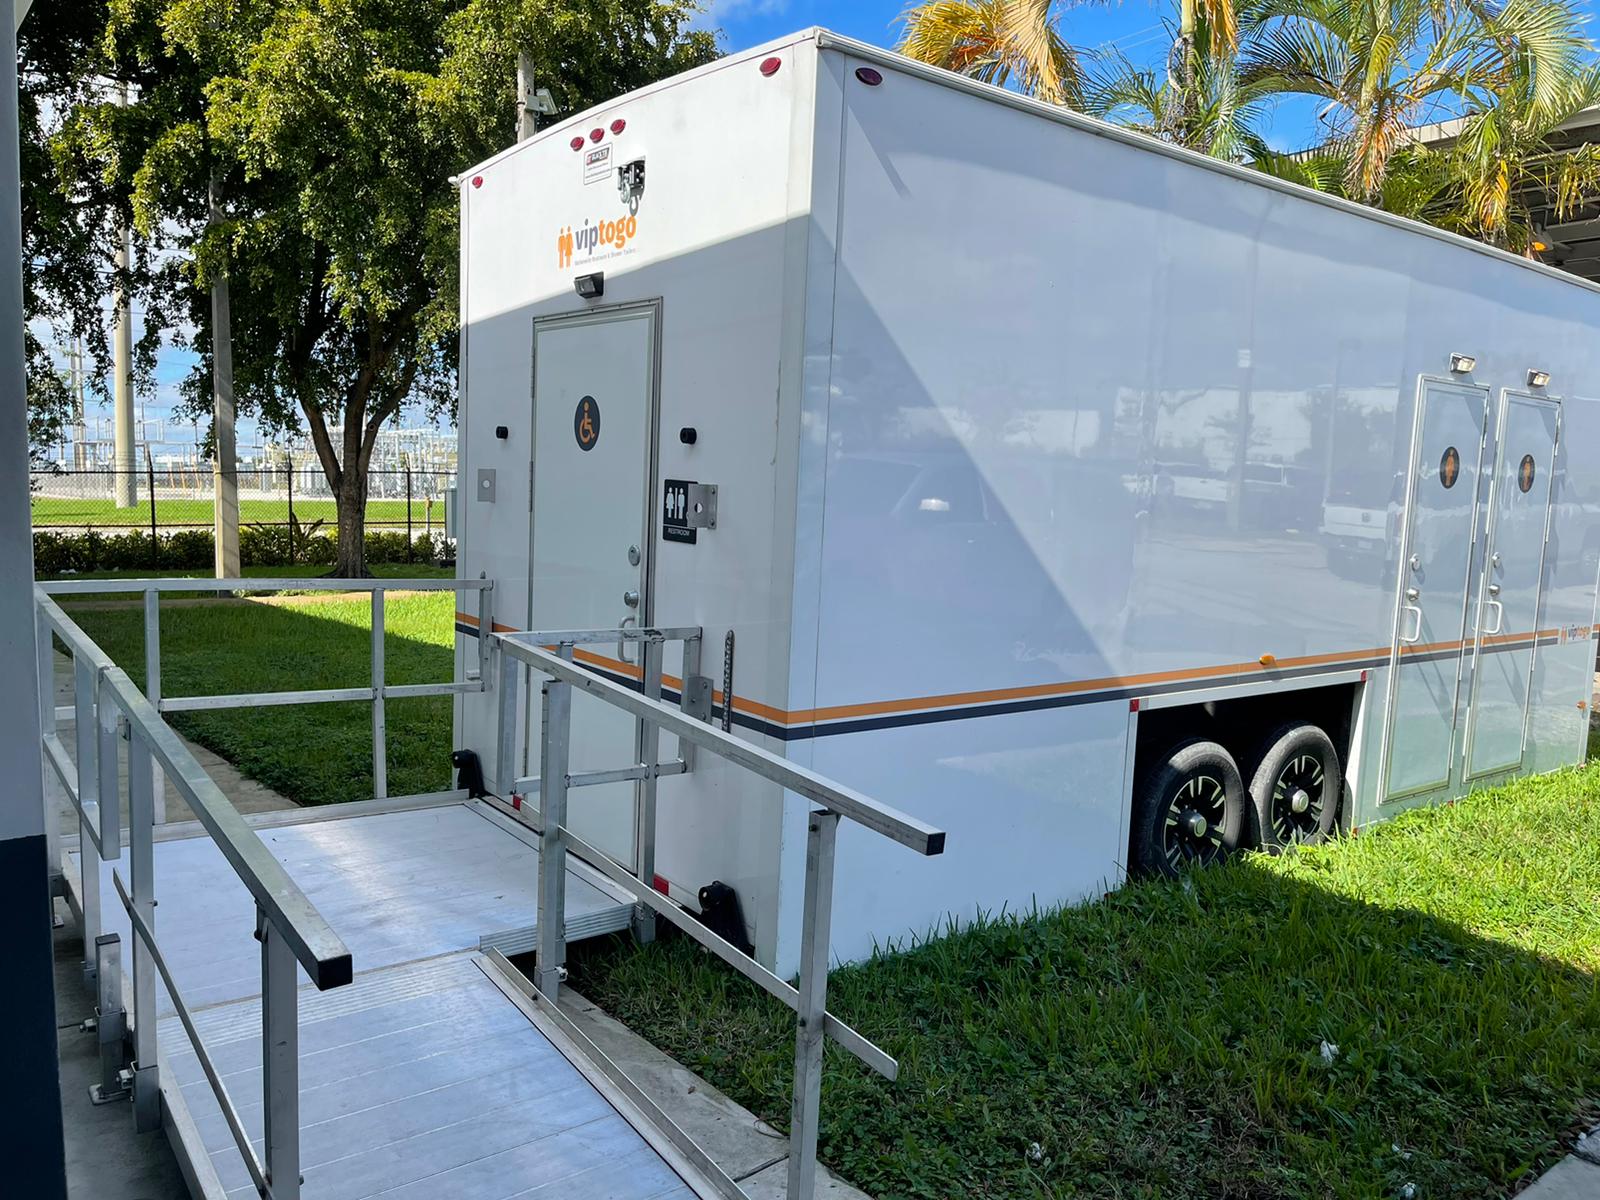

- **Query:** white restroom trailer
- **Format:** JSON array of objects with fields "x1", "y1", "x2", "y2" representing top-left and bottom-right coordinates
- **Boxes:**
[{"x1": 453, "y1": 28, "x2": 1600, "y2": 977}]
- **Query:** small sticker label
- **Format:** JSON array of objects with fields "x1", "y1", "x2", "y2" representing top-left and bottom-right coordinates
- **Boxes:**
[
  {"x1": 663, "y1": 479, "x2": 696, "y2": 544},
  {"x1": 1439, "y1": 445, "x2": 1460, "y2": 489},
  {"x1": 574, "y1": 396, "x2": 600, "y2": 451},
  {"x1": 583, "y1": 143, "x2": 612, "y2": 185},
  {"x1": 1518, "y1": 453, "x2": 1536, "y2": 493}
]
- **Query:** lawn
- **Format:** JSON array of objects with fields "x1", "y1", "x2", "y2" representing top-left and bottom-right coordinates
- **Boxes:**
[
  {"x1": 566, "y1": 771, "x2": 1600, "y2": 1200},
  {"x1": 62, "y1": 586, "x2": 459, "y2": 805},
  {"x1": 31, "y1": 494, "x2": 431, "y2": 528},
  {"x1": 52, "y1": 587, "x2": 1600, "y2": 1197}
]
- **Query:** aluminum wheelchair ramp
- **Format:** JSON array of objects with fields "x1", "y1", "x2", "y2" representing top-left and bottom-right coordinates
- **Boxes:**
[
  {"x1": 163, "y1": 953, "x2": 701, "y2": 1199},
  {"x1": 66, "y1": 799, "x2": 718, "y2": 1199}
]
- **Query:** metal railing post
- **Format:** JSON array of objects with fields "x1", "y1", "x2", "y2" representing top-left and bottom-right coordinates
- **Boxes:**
[
  {"x1": 258, "y1": 909, "x2": 302, "y2": 1200},
  {"x1": 679, "y1": 633, "x2": 702, "y2": 773},
  {"x1": 127, "y1": 731, "x2": 160, "y2": 1131},
  {"x1": 634, "y1": 637, "x2": 663, "y2": 944},
  {"x1": 495, "y1": 640, "x2": 519, "y2": 796},
  {"x1": 371, "y1": 588, "x2": 386, "y2": 800},
  {"x1": 75, "y1": 654, "x2": 102, "y2": 984},
  {"x1": 97, "y1": 670, "x2": 123, "y2": 859},
  {"x1": 88, "y1": 933, "x2": 129, "y2": 1104},
  {"x1": 535, "y1": 676, "x2": 571, "y2": 1000},
  {"x1": 144, "y1": 588, "x2": 166, "y2": 824},
  {"x1": 787, "y1": 809, "x2": 840, "y2": 1200},
  {"x1": 37, "y1": 603, "x2": 62, "y2": 893},
  {"x1": 477, "y1": 585, "x2": 493, "y2": 686}
]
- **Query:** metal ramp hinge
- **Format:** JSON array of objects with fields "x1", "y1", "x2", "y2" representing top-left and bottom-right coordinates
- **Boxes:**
[{"x1": 681, "y1": 675, "x2": 713, "y2": 723}]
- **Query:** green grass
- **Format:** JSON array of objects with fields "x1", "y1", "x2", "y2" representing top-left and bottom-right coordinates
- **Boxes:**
[
  {"x1": 566, "y1": 772, "x2": 1600, "y2": 1200},
  {"x1": 65, "y1": 589, "x2": 459, "y2": 804},
  {"x1": 31, "y1": 495, "x2": 428, "y2": 528}
]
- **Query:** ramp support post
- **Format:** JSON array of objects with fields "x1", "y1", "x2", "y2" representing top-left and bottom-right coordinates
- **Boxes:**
[
  {"x1": 87, "y1": 933, "x2": 130, "y2": 1104},
  {"x1": 787, "y1": 809, "x2": 839, "y2": 1200},
  {"x1": 259, "y1": 908, "x2": 302, "y2": 1200},
  {"x1": 633, "y1": 637, "x2": 662, "y2": 945},
  {"x1": 73, "y1": 654, "x2": 101, "y2": 986},
  {"x1": 535, "y1": 674, "x2": 571, "y2": 1001},
  {"x1": 127, "y1": 735, "x2": 160, "y2": 1131}
]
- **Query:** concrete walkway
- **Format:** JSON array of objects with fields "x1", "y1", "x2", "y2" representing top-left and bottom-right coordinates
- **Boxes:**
[{"x1": 1522, "y1": 1136, "x2": 1600, "y2": 1199}]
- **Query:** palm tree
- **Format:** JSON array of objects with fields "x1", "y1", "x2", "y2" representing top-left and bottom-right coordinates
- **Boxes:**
[
  {"x1": 1443, "y1": 59, "x2": 1600, "y2": 251},
  {"x1": 1086, "y1": 20, "x2": 1269, "y2": 158},
  {"x1": 1239, "y1": 0, "x2": 1592, "y2": 202},
  {"x1": 896, "y1": 0, "x2": 1084, "y2": 107}
]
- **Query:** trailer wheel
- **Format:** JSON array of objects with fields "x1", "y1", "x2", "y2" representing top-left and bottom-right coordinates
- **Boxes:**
[
  {"x1": 1247, "y1": 722, "x2": 1341, "y2": 851},
  {"x1": 1132, "y1": 739, "x2": 1246, "y2": 877}
]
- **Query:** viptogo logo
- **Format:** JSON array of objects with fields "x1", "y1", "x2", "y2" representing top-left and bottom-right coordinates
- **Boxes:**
[{"x1": 556, "y1": 212, "x2": 639, "y2": 269}]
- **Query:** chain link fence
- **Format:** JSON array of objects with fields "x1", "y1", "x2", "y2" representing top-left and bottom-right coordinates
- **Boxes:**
[{"x1": 30, "y1": 464, "x2": 454, "y2": 566}]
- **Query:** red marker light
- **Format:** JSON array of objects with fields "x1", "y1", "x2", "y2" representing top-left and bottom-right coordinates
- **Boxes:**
[
  {"x1": 610, "y1": 118, "x2": 626, "y2": 135},
  {"x1": 569, "y1": 136, "x2": 584, "y2": 151},
  {"x1": 589, "y1": 127, "x2": 604, "y2": 143},
  {"x1": 470, "y1": 176, "x2": 483, "y2": 189},
  {"x1": 855, "y1": 66, "x2": 883, "y2": 86},
  {"x1": 759, "y1": 56, "x2": 781, "y2": 77}
]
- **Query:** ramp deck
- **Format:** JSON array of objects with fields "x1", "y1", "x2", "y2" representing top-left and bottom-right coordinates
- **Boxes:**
[{"x1": 66, "y1": 798, "x2": 715, "y2": 1200}]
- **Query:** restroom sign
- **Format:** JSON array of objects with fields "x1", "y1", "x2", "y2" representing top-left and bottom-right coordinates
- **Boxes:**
[
  {"x1": 663, "y1": 478, "x2": 717, "y2": 544},
  {"x1": 663, "y1": 479, "x2": 697, "y2": 544}
]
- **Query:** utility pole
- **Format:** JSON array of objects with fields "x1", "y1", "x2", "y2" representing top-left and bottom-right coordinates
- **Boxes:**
[
  {"x1": 517, "y1": 51, "x2": 539, "y2": 142},
  {"x1": 209, "y1": 175, "x2": 240, "y2": 579},
  {"x1": 69, "y1": 337, "x2": 86, "y2": 469},
  {"x1": 112, "y1": 79, "x2": 136, "y2": 508}
]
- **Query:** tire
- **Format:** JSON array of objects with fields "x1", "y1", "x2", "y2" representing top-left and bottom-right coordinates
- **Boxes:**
[
  {"x1": 1246, "y1": 722, "x2": 1341, "y2": 851},
  {"x1": 1131, "y1": 739, "x2": 1247, "y2": 877}
]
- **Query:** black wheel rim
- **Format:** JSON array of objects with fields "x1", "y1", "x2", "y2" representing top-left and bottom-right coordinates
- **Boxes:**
[
  {"x1": 1270, "y1": 752, "x2": 1326, "y2": 843},
  {"x1": 1162, "y1": 772, "x2": 1228, "y2": 870}
]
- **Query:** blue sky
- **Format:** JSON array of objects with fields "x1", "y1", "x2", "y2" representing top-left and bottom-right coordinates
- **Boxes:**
[{"x1": 701, "y1": 0, "x2": 1325, "y2": 148}]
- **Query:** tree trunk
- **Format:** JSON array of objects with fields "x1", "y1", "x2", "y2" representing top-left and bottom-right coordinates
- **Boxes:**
[{"x1": 333, "y1": 468, "x2": 368, "y2": 576}]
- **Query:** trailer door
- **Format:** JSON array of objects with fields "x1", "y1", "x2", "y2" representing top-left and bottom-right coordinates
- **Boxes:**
[
  {"x1": 1381, "y1": 378, "x2": 1489, "y2": 802},
  {"x1": 1462, "y1": 392, "x2": 1560, "y2": 779},
  {"x1": 528, "y1": 303, "x2": 659, "y2": 869}
]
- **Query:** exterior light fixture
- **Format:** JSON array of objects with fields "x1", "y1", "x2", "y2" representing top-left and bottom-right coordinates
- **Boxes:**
[
  {"x1": 1528, "y1": 368, "x2": 1551, "y2": 388},
  {"x1": 759, "y1": 57, "x2": 781, "y2": 77},
  {"x1": 1449, "y1": 353, "x2": 1476, "y2": 374},
  {"x1": 574, "y1": 272, "x2": 604, "y2": 300},
  {"x1": 855, "y1": 67, "x2": 884, "y2": 86}
]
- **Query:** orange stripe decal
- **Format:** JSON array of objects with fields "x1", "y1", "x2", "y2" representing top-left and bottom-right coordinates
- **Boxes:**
[{"x1": 454, "y1": 612, "x2": 1558, "y2": 728}]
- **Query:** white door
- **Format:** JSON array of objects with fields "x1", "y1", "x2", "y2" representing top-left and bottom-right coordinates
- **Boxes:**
[
  {"x1": 1382, "y1": 378, "x2": 1489, "y2": 802},
  {"x1": 529, "y1": 304, "x2": 658, "y2": 868},
  {"x1": 1462, "y1": 392, "x2": 1560, "y2": 779}
]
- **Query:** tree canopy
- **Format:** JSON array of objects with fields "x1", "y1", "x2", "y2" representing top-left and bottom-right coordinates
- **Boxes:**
[{"x1": 32, "y1": 0, "x2": 715, "y2": 572}]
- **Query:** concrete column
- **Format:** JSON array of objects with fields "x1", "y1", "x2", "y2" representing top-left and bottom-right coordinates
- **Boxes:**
[{"x1": 0, "y1": 2, "x2": 67, "y2": 1194}]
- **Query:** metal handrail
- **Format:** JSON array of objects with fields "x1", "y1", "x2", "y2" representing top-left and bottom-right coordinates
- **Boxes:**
[
  {"x1": 491, "y1": 629, "x2": 946, "y2": 1200},
  {"x1": 36, "y1": 587, "x2": 355, "y2": 1200},
  {"x1": 38, "y1": 592, "x2": 353, "y2": 984},
  {"x1": 38, "y1": 575, "x2": 496, "y2": 804}
]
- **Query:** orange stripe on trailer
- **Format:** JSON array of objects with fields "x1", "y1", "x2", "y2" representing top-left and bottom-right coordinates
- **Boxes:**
[{"x1": 455, "y1": 613, "x2": 1558, "y2": 729}]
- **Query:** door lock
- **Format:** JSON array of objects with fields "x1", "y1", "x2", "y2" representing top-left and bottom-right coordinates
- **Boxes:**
[
  {"x1": 1487, "y1": 582, "x2": 1501, "y2": 596},
  {"x1": 627, "y1": 545, "x2": 641, "y2": 567},
  {"x1": 622, "y1": 589, "x2": 640, "y2": 608}
]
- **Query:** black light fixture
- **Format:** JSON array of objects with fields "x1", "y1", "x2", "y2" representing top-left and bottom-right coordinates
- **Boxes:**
[
  {"x1": 494, "y1": 425, "x2": 509, "y2": 440},
  {"x1": 575, "y1": 272, "x2": 604, "y2": 300}
]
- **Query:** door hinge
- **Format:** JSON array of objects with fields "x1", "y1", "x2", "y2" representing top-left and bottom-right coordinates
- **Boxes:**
[{"x1": 529, "y1": 460, "x2": 535, "y2": 512}]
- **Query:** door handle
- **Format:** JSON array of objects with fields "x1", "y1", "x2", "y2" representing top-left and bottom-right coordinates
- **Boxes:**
[
  {"x1": 1481, "y1": 598, "x2": 1505, "y2": 636},
  {"x1": 1399, "y1": 603, "x2": 1423, "y2": 644},
  {"x1": 618, "y1": 615, "x2": 638, "y2": 666}
]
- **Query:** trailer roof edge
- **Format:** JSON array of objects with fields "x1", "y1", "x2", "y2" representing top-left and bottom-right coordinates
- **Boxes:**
[
  {"x1": 812, "y1": 29, "x2": 1600, "y2": 300},
  {"x1": 450, "y1": 27, "x2": 830, "y2": 185}
]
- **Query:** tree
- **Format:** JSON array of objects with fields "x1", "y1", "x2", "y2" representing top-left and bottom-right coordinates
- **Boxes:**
[
  {"x1": 1238, "y1": 0, "x2": 1591, "y2": 201},
  {"x1": 1443, "y1": 58, "x2": 1600, "y2": 251},
  {"x1": 97, "y1": 0, "x2": 715, "y2": 576},
  {"x1": 1086, "y1": 19, "x2": 1268, "y2": 158},
  {"x1": 897, "y1": 0, "x2": 1084, "y2": 107}
]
